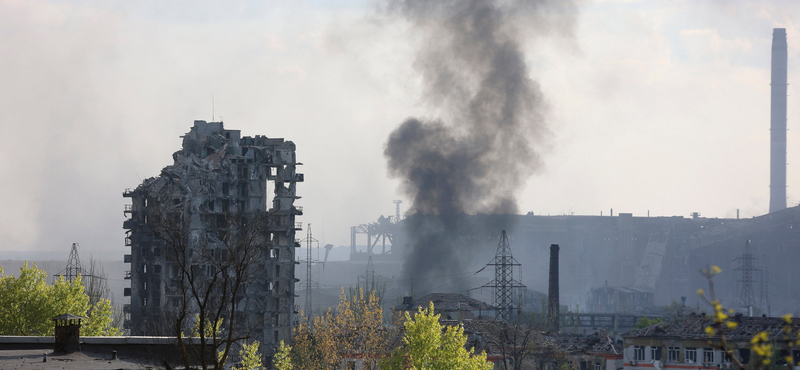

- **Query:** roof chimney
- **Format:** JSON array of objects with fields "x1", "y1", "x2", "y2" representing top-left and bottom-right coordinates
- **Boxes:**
[
  {"x1": 770, "y1": 28, "x2": 788, "y2": 213},
  {"x1": 548, "y1": 244, "x2": 560, "y2": 332}
]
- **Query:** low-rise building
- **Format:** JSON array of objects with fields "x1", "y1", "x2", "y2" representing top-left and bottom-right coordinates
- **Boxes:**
[{"x1": 622, "y1": 314, "x2": 800, "y2": 370}]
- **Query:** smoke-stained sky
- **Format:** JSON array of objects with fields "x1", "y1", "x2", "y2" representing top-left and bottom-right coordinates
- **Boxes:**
[{"x1": 1, "y1": 0, "x2": 800, "y2": 260}]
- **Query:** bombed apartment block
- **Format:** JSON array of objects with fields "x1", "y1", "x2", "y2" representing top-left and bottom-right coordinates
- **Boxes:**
[{"x1": 122, "y1": 120, "x2": 303, "y2": 350}]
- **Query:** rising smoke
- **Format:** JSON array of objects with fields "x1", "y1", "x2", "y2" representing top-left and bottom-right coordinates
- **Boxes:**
[{"x1": 384, "y1": 0, "x2": 576, "y2": 293}]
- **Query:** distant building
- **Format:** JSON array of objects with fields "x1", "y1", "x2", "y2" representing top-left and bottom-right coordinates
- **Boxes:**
[
  {"x1": 123, "y1": 120, "x2": 303, "y2": 357},
  {"x1": 622, "y1": 314, "x2": 800, "y2": 370},
  {"x1": 394, "y1": 293, "x2": 496, "y2": 322},
  {"x1": 588, "y1": 286, "x2": 654, "y2": 314}
]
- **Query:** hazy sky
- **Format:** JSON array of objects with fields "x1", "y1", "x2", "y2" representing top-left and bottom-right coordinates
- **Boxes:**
[{"x1": 1, "y1": 0, "x2": 799, "y2": 260}]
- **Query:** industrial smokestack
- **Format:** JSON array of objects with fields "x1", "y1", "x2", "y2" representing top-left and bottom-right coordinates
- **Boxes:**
[
  {"x1": 548, "y1": 244, "x2": 560, "y2": 332},
  {"x1": 770, "y1": 28, "x2": 788, "y2": 213}
]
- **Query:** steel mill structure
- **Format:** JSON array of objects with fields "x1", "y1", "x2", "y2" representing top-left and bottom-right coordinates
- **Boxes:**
[{"x1": 770, "y1": 28, "x2": 788, "y2": 213}]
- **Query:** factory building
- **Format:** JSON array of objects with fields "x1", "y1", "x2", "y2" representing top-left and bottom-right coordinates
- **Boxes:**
[{"x1": 122, "y1": 120, "x2": 303, "y2": 353}]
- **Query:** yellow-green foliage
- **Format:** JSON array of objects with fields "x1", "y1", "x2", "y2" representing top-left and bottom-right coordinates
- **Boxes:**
[
  {"x1": 0, "y1": 262, "x2": 119, "y2": 336},
  {"x1": 274, "y1": 340, "x2": 293, "y2": 370},
  {"x1": 189, "y1": 313, "x2": 223, "y2": 338},
  {"x1": 291, "y1": 288, "x2": 388, "y2": 370},
  {"x1": 382, "y1": 302, "x2": 493, "y2": 370},
  {"x1": 233, "y1": 340, "x2": 264, "y2": 370},
  {"x1": 635, "y1": 316, "x2": 663, "y2": 329}
]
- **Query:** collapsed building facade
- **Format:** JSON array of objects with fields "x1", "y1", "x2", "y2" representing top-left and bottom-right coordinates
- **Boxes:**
[{"x1": 123, "y1": 120, "x2": 303, "y2": 353}]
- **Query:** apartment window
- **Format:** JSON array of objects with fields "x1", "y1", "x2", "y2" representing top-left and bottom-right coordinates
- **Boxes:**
[
  {"x1": 685, "y1": 347, "x2": 697, "y2": 363},
  {"x1": 651, "y1": 346, "x2": 662, "y2": 361},
  {"x1": 274, "y1": 330, "x2": 279, "y2": 343},
  {"x1": 634, "y1": 346, "x2": 645, "y2": 361},
  {"x1": 153, "y1": 264, "x2": 162, "y2": 274},
  {"x1": 739, "y1": 349, "x2": 750, "y2": 365},
  {"x1": 594, "y1": 362, "x2": 601, "y2": 370},
  {"x1": 668, "y1": 347, "x2": 680, "y2": 362},
  {"x1": 275, "y1": 265, "x2": 281, "y2": 277},
  {"x1": 703, "y1": 348, "x2": 715, "y2": 363}
]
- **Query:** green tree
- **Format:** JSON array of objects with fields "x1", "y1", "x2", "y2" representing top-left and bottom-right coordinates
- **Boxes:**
[
  {"x1": 0, "y1": 262, "x2": 119, "y2": 336},
  {"x1": 291, "y1": 288, "x2": 394, "y2": 370},
  {"x1": 635, "y1": 316, "x2": 663, "y2": 329},
  {"x1": 382, "y1": 302, "x2": 493, "y2": 370},
  {"x1": 274, "y1": 341, "x2": 292, "y2": 370},
  {"x1": 233, "y1": 340, "x2": 264, "y2": 370}
]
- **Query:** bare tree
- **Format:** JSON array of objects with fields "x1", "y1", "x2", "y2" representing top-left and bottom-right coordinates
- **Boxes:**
[{"x1": 145, "y1": 197, "x2": 273, "y2": 370}]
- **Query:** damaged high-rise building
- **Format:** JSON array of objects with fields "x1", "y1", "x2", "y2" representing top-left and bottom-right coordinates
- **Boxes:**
[{"x1": 122, "y1": 120, "x2": 303, "y2": 352}]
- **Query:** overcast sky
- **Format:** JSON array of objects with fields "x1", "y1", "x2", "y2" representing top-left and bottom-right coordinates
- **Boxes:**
[{"x1": 1, "y1": 0, "x2": 799, "y2": 261}]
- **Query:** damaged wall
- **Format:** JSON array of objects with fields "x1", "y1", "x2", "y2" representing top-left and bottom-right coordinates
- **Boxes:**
[{"x1": 123, "y1": 120, "x2": 303, "y2": 354}]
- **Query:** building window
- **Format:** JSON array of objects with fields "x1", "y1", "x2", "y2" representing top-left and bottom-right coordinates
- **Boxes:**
[
  {"x1": 685, "y1": 347, "x2": 697, "y2": 363},
  {"x1": 345, "y1": 361, "x2": 356, "y2": 370},
  {"x1": 668, "y1": 347, "x2": 680, "y2": 362},
  {"x1": 651, "y1": 346, "x2": 662, "y2": 361},
  {"x1": 594, "y1": 362, "x2": 601, "y2": 370},
  {"x1": 634, "y1": 346, "x2": 645, "y2": 361},
  {"x1": 703, "y1": 348, "x2": 714, "y2": 363},
  {"x1": 739, "y1": 349, "x2": 750, "y2": 365},
  {"x1": 274, "y1": 330, "x2": 279, "y2": 343}
]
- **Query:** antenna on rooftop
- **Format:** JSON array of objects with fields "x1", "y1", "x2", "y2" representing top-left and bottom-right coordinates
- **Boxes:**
[{"x1": 211, "y1": 92, "x2": 215, "y2": 122}]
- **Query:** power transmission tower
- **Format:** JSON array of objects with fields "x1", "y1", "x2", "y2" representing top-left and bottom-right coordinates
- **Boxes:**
[
  {"x1": 65, "y1": 243, "x2": 82, "y2": 283},
  {"x1": 393, "y1": 200, "x2": 402, "y2": 223},
  {"x1": 734, "y1": 240, "x2": 759, "y2": 316},
  {"x1": 56, "y1": 243, "x2": 92, "y2": 283},
  {"x1": 479, "y1": 230, "x2": 525, "y2": 321},
  {"x1": 298, "y1": 224, "x2": 320, "y2": 319},
  {"x1": 358, "y1": 256, "x2": 384, "y2": 300}
]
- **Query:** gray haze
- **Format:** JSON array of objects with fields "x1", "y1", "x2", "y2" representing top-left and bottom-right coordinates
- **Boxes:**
[{"x1": 384, "y1": 0, "x2": 576, "y2": 293}]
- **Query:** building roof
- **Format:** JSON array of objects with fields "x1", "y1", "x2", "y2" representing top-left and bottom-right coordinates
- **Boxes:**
[
  {"x1": 592, "y1": 286, "x2": 651, "y2": 294},
  {"x1": 624, "y1": 315, "x2": 800, "y2": 341},
  {"x1": 51, "y1": 313, "x2": 87, "y2": 321},
  {"x1": 545, "y1": 333, "x2": 622, "y2": 355},
  {"x1": 395, "y1": 293, "x2": 496, "y2": 312}
]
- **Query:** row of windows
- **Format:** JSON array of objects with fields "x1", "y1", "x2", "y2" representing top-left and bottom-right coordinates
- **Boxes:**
[{"x1": 632, "y1": 346, "x2": 723, "y2": 364}]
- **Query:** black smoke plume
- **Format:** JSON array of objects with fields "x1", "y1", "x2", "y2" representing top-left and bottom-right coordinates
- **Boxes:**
[{"x1": 384, "y1": 0, "x2": 576, "y2": 293}]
